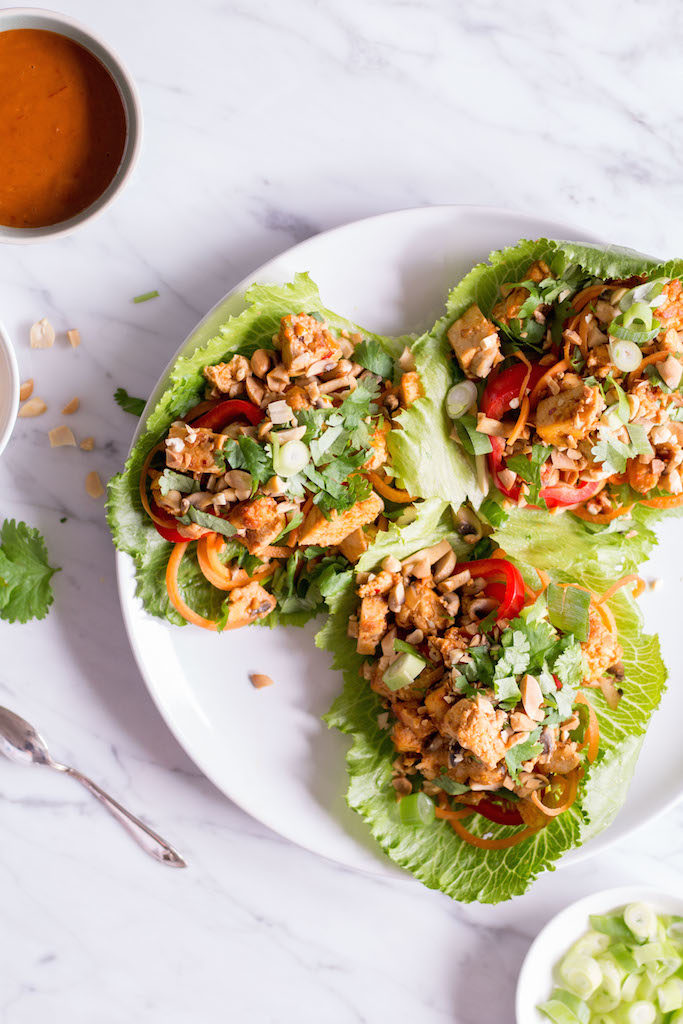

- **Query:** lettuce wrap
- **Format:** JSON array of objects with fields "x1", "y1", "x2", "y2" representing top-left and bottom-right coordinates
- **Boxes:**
[{"x1": 317, "y1": 500, "x2": 667, "y2": 903}]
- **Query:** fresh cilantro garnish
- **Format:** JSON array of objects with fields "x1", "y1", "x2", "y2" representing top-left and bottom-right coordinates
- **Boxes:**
[
  {"x1": 570, "y1": 702, "x2": 590, "y2": 744},
  {"x1": 114, "y1": 387, "x2": 146, "y2": 417},
  {"x1": 494, "y1": 675, "x2": 522, "y2": 708},
  {"x1": 454, "y1": 412, "x2": 493, "y2": 457},
  {"x1": 353, "y1": 339, "x2": 394, "y2": 380},
  {"x1": 505, "y1": 445, "x2": 551, "y2": 507},
  {"x1": 552, "y1": 637, "x2": 586, "y2": 686},
  {"x1": 158, "y1": 469, "x2": 199, "y2": 496},
  {"x1": 273, "y1": 512, "x2": 303, "y2": 543},
  {"x1": 237, "y1": 436, "x2": 274, "y2": 489},
  {"x1": 495, "y1": 630, "x2": 531, "y2": 678},
  {"x1": 462, "y1": 646, "x2": 496, "y2": 687},
  {"x1": 433, "y1": 770, "x2": 470, "y2": 796},
  {"x1": 625, "y1": 423, "x2": 653, "y2": 458},
  {"x1": 505, "y1": 729, "x2": 543, "y2": 780},
  {"x1": 591, "y1": 436, "x2": 632, "y2": 476},
  {"x1": 479, "y1": 496, "x2": 509, "y2": 528},
  {"x1": 605, "y1": 376, "x2": 630, "y2": 425},
  {"x1": 180, "y1": 507, "x2": 237, "y2": 537},
  {"x1": 0, "y1": 520, "x2": 59, "y2": 623},
  {"x1": 394, "y1": 638, "x2": 425, "y2": 659}
]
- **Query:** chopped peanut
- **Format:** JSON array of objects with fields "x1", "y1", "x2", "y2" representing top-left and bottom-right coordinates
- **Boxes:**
[
  {"x1": 18, "y1": 397, "x2": 47, "y2": 418},
  {"x1": 249, "y1": 673, "x2": 274, "y2": 689},
  {"x1": 30, "y1": 318, "x2": 55, "y2": 349},
  {"x1": 67, "y1": 329, "x2": 81, "y2": 348},
  {"x1": 85, "y1": 470, "x2": 105, "y2": 498},
  {"x1": 49, "y1": 425, "x2": 76, "y2": 447},
  {"x1": 19, "y1": 379, "x2": 34, "y2": 401},
  {"x1": 80, "y1": 436, "x2": 95, "y2": 451},
  {"x1": 61, "y1": 397, "x2": 80, "y2": 415}
]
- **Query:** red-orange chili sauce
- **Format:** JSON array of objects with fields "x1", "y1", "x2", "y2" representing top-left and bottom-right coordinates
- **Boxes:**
[{"x1": 0, "y1": 29, "x2": 127, "y2": 228}]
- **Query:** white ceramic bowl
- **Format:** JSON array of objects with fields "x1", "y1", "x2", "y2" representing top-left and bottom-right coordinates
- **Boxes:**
[
  {"x1": 0, "y1": 322, "x2": 19, "y2": 455},
  {"x1": 0, "y1": 7, "x2": 142, "y2": 243},
  {"x1": 516, "y1": 886, "x2": 683, "y2": 1023}
]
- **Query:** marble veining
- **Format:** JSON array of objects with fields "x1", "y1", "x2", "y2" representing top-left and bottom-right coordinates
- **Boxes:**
[{"x1": 1, "y1": 1, "x2": 683, "y2": 1021}]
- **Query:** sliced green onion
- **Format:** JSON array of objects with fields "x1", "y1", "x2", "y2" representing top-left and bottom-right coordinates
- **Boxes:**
[
  {"x1": 272, "y1": 439, "x2": 310, "y2": 478},
  {"x1": 609, "y1": 320, "x2": 660, "y2": 344},
  {"x1": 384, "y1": 652, "x2": 427, "y2": 691},
  {"x1": 589, "y1": 990, "x2": 620, "y2": 1014},
  {"x1": 608, "y1": 339, "x2": 642, "y2": 372},
  {"x1": 659, "y1": 979, "x2": 683, "y2": 1013},
  {"x1": 621, "y1": 973, "x2": 642, "y2": 1002},
  {"x1": 622, "y1": 302, "x2": 654, "y2": 330},
  {"x1": 552, "y1": 989, "x2": 591, "y2": 1024},
  {"x1": 590, "y1": 913, "x2": 637, "y2": 944},
  {"x1": 132, "y1": 290, "x2": 160, "y2": 303},
  {"x1": 537, "y1": 999, "x2": 583, "y2": 1024},
  {"x1": 633, "y1": 940, "x2": 678, "y2": 966},
  {"x1": 625, "y1": 1001, "x2": 656, "y2": 1024},
  {"x1": 624, "y1": 902, "x2": 659, "y2": 942},
  {"x1": 454, "y1": 412, "x2": 493, "y2": 456},
  {"x1": 559, "y1": 952, "x2": 602, "y2": 999},
  {"x1": 393, "y1": 638, "x2": 426, "y2": 659},
  {"x1": 398, "y1": 791, "x2": 435, "y2": 826},
  {"x1": 595, "y1": 957, "x2": 624, "y2": 999},
  {"x1": 620, "y1": 278, "x2": 667, "y2": 311},
  {"x1": 446, "y1": 380, "x2": 478, "y2": 420},
  {"x1": 570, "y1": 931, "x2": 610, "y2": 958},
  {"x1": 547, "y1": 583, "x2": 590, "y2": 641}
]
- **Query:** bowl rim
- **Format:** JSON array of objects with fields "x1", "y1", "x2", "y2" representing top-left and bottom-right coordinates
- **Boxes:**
[
  {"x1": 0, "y1": 321, "x2": 20, "y2": 455},
  {"x1": 515, "y1": 884, "x2": 683, "y2": 1024},
  {"x1": 0, "y1": 6, "x2": 143, "y2": 243}
]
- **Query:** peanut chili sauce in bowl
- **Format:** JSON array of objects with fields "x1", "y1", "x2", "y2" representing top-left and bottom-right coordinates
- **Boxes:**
[{"x1": 0, "y1": 8, "x2": 141, "y2": 242}]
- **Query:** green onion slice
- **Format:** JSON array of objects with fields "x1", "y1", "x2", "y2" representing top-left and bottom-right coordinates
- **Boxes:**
[
  {"x1": 398, "y1": 791, "x2": 435, "y2": 826},
  {"x1": 132, "y1": 290, "x2": 160, "y2": 303}
]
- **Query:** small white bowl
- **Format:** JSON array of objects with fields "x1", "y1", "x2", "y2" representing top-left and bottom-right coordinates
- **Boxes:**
[
  {"x1": 0, "y1": 323, "x2": 19, "y2": 455},
  {"x1": 0, "y1": 7, "x2": 142, "y2": 243},
  {"x1": 516, "y1": 886, "x2": 683, "y2": 1024}
]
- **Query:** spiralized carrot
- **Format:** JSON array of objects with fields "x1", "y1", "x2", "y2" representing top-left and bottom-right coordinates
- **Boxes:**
[
  {"x1": 435, "y1": 808, "x2": 541, "y2": 849},
  {"x1": 166, "y1": 541, "x2": 256, "y2": 631},
  {"x1": 506, "y1": 394, "x2": 529, "y2": 446},
  {"x1": 530, "y1": 769, "x2": 579, "y2": 818},
  {"x1": 572, "y1": 503, "x2": 634, "y2": 524},
  {"x1": 138, "y1": 442, "x2": 206, "y2": 538},
  {"x1": 642, "y1": 493, "x2": 683, "y2": 509},
  {"x1": 598, "y1": 573, "x2": 646, "y2": 603},
  {"x1": 595, "y1": 598, "x2": 618, "y2": 638},
  {"x1": 575, "y1": 692, "x2": 599, "y2": 764},
  {"x1": 197, "y1": 533, "x2": 273, "y2": 591},
  {"x1": 166, "y1": 542, "x2": 219, "y2": 631},
  {"x1": 529, "y1": 359, "x2": 568, "y2": 407},
  {"x1": 365, "y1": 470, "x2": 413, "y2": 503},
  {"x1": 572, "y1": 283, "x2": 606, "y2": 312},
  {"x1": 578, "y1": 311, "x2": 590, "y2": 352},
  {"x1": 511, "y1": 349, "x2": 532, "y2": 401}
]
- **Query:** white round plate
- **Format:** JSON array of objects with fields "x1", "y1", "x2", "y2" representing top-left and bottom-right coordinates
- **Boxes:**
[
  {"x1": 0, "y1": 321, "x2": 19, "y2": 456},
  {"x1": 117, "y1": 205, "x2": 683, "y2": 880},
  {"x1": 516, "y1": 885, "x2": 683, "y2": 1023}
]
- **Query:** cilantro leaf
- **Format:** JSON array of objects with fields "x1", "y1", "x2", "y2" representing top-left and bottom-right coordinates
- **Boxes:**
[
  {"x1": 353, "y1": 339, "x2": 394, "y2": 380},
  {"x1": 114, "y1": 387, "x2": 146, "y2": 417},
  {"x1": 158, "y1": 469, "x2": 199, "y2": 496},
  {"x1": 591, "y1": 437, "x2": 632, "y2": 475},
  {"x1": 551, "y1": 638, "x2": 586, "y2": 687},
  {"x1": 495, "y1": 630, "x2": 530, "y2": 679},
  {"x1": 0, "y1": 520, "x2": 59, "y2": 623},
  {"x1": 494, "y1": 675, "x2": 522, "y2": 708},
  {"x1": 180, "y1": 507, "x2": 237, "y2": 537},
  {"x1": 546, "y1": 583, "x2": 590, "y2": 641},
  {"x1": 433, "y1": 771, "x2": 470, "y2": 796},
  {"x1": 505, "y1": 729, "x2": 543, "y2": 780},
  {"x1": 237, "y1": 436, "x2": 273, "y2": 488},
  {"x1": 505, "y1": 445, "x2": 551, "y2": 507}
]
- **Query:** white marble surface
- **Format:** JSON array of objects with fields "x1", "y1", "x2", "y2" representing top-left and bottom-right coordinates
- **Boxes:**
[{"x1": 2, "y1": 1, "x2": 683, "y2": 1021}]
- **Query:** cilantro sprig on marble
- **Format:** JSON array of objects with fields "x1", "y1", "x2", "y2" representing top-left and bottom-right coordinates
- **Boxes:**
[{"x1": 0, "y1": 520, "x2": 59, "y2": 623}]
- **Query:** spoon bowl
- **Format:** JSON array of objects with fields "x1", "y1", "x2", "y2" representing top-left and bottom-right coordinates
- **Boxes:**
[{"x1": 0, "y1": 706, "x2": 53, "y2": 767}]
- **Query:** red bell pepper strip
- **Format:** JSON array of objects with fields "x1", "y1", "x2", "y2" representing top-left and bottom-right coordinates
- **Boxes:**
[
  {"x1": 471, "y1": 798, "x2": 523, "y2": 827},
  {"x1": 150, "y1": 502, "x2": 195, "y2": 543},
  {"x1": 455, "y1": 558, "x2": 526, "y2": 621},
  {"x1": 191, "y1": 398, "x2": 263, "y2": 431},
  {"x1": 481, "y1": 363, "x2": 604, "y2": 509}
]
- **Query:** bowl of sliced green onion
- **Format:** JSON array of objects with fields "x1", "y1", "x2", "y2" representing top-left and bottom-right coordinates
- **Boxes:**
[{"x1": 516, "y1": 887, "x2": 683, "y2": 1024}]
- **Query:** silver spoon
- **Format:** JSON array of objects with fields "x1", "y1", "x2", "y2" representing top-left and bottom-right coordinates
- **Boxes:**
[{"x1": 0, "y1": 706, "x2": 187, "y2": 868}]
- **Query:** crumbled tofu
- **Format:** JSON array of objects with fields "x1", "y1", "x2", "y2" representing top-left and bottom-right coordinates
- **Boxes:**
[{"x1": 447, "y1": 305, "x2": 503, "y2": 379}]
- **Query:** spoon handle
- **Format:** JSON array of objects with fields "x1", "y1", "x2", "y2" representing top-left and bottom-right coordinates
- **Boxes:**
[{"x1": 63, "y1": 766, "x2": 187, "y2": 868}]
